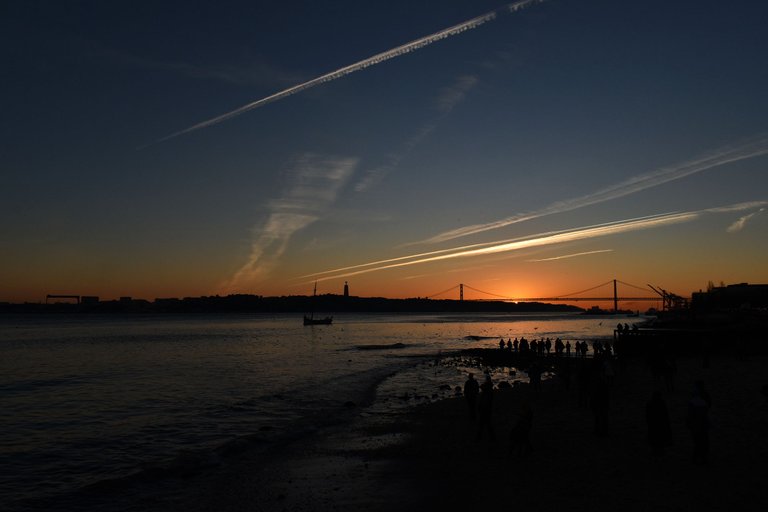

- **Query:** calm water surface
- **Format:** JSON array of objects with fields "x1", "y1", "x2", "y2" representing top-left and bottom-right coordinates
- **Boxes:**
[{"x1": 0, "y1": 312, "x2": 630, "y2": 509}]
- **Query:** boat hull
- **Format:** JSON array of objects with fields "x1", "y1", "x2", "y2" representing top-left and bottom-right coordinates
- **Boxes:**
[{"x1": 303, "y1": 315, "x2": 333, "y2": 326}]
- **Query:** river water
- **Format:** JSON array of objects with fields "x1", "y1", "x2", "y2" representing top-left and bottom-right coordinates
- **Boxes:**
[{"x1": 0, "y1": 312, "x2": 635, "y2": 510}]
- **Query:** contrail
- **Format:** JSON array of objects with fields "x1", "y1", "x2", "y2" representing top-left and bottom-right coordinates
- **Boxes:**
[
  {"x1": 528, "y1": 249, "x2": 614, "y2": 262},
  {"x1": 149, "y1": 0, "x2": 545, "y2": 146},
  {"x1": 219, "y1": 154, "x2": 357, "y2": 294},
  {"x1": 727, "y1": 207, "x2": 764, "y2": 233},
  {"x1": 297, "y1": 209, "x2": 716, "y2": 280},
  {"x1": 310, "y1": 212, "x2": 697, "y2": 282},
  {"x1": 415, "y1": 134, "x2": 768, "y2": 245},
  {"x1": 307, "y1": 201, "x2": 767, "y2": 282},
  {"x1": 296, "y1": 218, "x2": 610, "y2": 280}
]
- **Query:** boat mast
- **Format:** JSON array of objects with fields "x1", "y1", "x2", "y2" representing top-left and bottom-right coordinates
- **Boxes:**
[{"x1": 310, "y1": 281, "x2": 317, "y2": 320}]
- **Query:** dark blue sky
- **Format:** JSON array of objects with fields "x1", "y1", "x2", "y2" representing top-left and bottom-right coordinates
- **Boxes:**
[{"x1": 2, "y1": 0, "x2": 767, "y2": 301}]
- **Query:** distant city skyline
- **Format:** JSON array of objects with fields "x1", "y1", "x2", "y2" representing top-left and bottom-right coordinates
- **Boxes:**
[{"x1": 2, "y1": 0, "x2": 767, "y2": 304}]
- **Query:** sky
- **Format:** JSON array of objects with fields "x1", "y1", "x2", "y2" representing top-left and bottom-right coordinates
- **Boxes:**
[{"x1": 2, "y1": 0, "x2": 767, "y2": 307}]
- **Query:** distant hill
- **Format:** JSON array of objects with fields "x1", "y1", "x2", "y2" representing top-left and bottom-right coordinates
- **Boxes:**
[{"x1": 1, "y1": 294, "x2": 583, "y2": 315}]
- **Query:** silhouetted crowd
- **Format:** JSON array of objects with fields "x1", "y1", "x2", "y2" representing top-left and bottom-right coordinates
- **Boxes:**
[{"x1": 462, "y1": 336, "x2": 713, "y2": 465}]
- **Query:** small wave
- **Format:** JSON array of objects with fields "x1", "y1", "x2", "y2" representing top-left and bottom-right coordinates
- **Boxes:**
[
  {"x1": 0, "y1": 375, "x2": 89, "y2": 394},
  {"x1": 355, "y1": 342, "x2": 408, "y2": 350},
  {"x1": 82, "y1": 434, "x2": 270, "y2": 495}
]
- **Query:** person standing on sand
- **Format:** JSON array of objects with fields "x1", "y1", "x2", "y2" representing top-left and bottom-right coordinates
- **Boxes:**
[
  {"x1": 464, "y1": 373, "x2": 480, "y2": 420},
  {"x1": 528, "y1": 361, "x2": 542, "y2": 392},
  {"x1": 509, "y1": 402, "x2": 533, "y2": 457},
  {"x1": 646, "y1": 391, "x2": 672, "y2": 455},
  {"x1": 591, "y1": 365, "x2": 610, "y2": 437},
  {"x1": 476, "y1": 373, "x2": 495, "y2": 440},
  {"x1": 687, "y1": 381, "x2": 711, "y2": 464},
  {"x1": 577, "y1": 361, "x2": 591, "y2": 408}
]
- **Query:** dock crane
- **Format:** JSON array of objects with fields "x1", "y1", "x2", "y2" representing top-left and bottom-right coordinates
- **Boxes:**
[{"x1": 647, "y1": 284, "x2": 689, "y2": 311}]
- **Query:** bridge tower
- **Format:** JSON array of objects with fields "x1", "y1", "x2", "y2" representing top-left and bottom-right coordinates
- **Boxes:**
[
  {"x1": 460, "y1": 283, "x2": 464, "y2": 301},
  {"x1": 613, "y1": 279, "x2": 618, "y2": 313}
]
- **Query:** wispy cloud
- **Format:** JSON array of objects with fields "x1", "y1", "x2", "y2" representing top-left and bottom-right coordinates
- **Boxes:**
[
  {"x1": 119, "y1": 52, "x2": 304, "y2": 88},
  {"x1": 436, "y1": 75, "x2": 479, "y2": 113},
  {"x1": 415, "y1": 135, "x2": 768, "y2": 245},
  {"x1": 354, "y1": 74, "x2": 479, "y2": 192},
  {"x1": 528, "y1": 249, "x2": 614, "y2": 262},
  {"x1": 148, "y1": 1, "x2": 544, "y2": 146},
  {"x1": 220, "y1": 154, "x2": 357, "y2": 293},
  {"x1": 727, "y1": 207, "x2": 764, "y2": 233},
  {"x1": 305, "y1": 201, "x2": 766, "y2": 283}
]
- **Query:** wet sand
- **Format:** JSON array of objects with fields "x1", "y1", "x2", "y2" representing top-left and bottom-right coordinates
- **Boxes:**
[{"x1": 172, "y1": 354, "x2": 768, "y2": 512}]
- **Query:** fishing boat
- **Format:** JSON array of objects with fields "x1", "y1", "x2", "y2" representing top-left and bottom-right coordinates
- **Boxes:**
[
  {"x1": 304, "y1": 282, "x2": 333, "y2": 326},
  {"x1": 303, "y1": 314, "x2": 333, "y2": 326}
]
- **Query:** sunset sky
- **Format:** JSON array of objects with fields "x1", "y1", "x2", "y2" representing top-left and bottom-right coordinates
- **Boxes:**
[{"x1": 2, "y1": 0, "x2": 767, "y2": 306}]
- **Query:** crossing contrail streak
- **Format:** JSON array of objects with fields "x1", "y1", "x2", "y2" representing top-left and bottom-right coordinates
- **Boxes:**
[
  {"x1": 306, "y1": 201, "x2": 767, "y2": 283},
  {"x1": 528, "y1": 249, "x2": 614, "y2": 262},
  {"x1": 415, "y1": 134, "x2": 768, "y2": 245},
  {"x1": 150, "y1": 0, "x2": 544, "y2": 146}
]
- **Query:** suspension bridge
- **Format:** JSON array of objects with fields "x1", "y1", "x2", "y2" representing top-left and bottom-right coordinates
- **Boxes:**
[{"x1": 424, "y1": 279, "x2": 689, "y2": 312}]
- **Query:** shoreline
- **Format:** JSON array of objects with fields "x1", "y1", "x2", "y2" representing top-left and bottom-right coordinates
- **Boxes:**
[
  {"x1": 172, "y1": 352, "x2": 768, "y2": 512},
  {"x1": 12, "y1": 349, "x2": 768, "y2": 511}
]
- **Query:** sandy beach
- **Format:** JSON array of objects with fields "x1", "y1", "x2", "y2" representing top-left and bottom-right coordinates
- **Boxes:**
[{"x1": 155, "y1": 352, "x2": 768, "y2": 512}]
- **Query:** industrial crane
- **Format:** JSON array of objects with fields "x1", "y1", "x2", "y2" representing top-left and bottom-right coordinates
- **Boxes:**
[{"x1": 647, "y1": 284, "x2": 689, "y2": 311}]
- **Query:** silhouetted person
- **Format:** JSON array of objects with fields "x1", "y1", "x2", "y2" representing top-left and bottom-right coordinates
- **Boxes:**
[
  {"x1": 686, "y1": 382, "x2": 711, "y2": 464},
  {"x1": 509, "y1": 402, "x2": 533, "y2": 457},
  {"x1": 662, "y1": 354, "x2": 677, "y2": 392},
  {"x1": 591, "y1": 376, "x2": 610, "y2": 437},
  {"x1": 613, "y1": 335, "x2": 623, "y2": 361},
  {"x1": 648, "y1": 346, "x2": 668, "y2": 386},
  {"x1": 464, "y1": 373, "x2": 480, "y2": 420},
  {"x1": 695, "y1": 380, "x2": 712, "y2": 408},
  {"x1": 565, "y1": 341, "x2": 571, "y2": 357},
  {"x1": 603, "y1": 357, "x2": 615, "y2": 387},
  {"x1": 528, "y1": 361, "x2": 542, "y2": 392},
  {"x1": 577, "y1": 361, "x2": 591, "y2": 408},
  {"x1": 558, "y1": 360, "x2": 572, "y2": 391},
  {"x1": 646, "y1": 391, "x2": 672, "y2": 455},
  {"x1": 499, "y1": 338, "x2": 505, "y2": 350},
  {"x1": 476, "y1": 374, "x2": 495, "y2": 440},
  {"x1": 702, "y1": 338, "x2": 712, "y2": 369},
  {"x1": 507, "y1": 339, "x2": 512, "y2": 351}
]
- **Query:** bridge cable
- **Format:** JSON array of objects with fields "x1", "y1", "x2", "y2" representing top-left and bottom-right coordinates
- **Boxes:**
[
  {"x1": 462, "y1": 284, "x2": 513, "y2": 300},
  {"x1": 556, "y1": 280, "x2": 615, "y2": 298},
  {"x1": 616, "y1": 279, "x2": 657, "y2": 294},
  {"x1": 425, "y1": 284, "x2": 460, "y2": 299}
]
